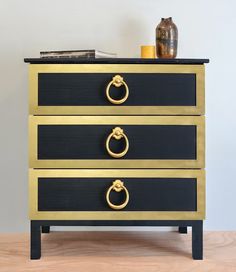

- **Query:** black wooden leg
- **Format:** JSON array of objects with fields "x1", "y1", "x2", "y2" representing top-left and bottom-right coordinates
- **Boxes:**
[
  {"x1": 192, "y1": 220, "x2": 203, "y2": 260},
  {"x1": 179, "y1": 227, "x2": 187, "y2": 233},
  {"x1": 42, "y1": 226, "x2": 50, "y2": 233},
  {"x1": 31, "y1": 221, "x2": 41, "y2": 260}
]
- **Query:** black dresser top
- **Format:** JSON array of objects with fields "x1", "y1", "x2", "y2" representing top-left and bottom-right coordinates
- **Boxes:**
[{"x1": 24, "y1": 58, "x2": 209, "y2": 65}]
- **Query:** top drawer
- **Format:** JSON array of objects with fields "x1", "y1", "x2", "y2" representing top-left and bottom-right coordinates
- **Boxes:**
[{"x1": 29, "y1": 64, "x2": 205, "y2": 115}]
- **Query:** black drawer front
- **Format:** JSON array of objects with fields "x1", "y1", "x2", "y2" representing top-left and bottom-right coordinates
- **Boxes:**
[
  {"x1": 38, "y1": 73, "x2": 196, "y2": 106},
  {"x1": 38, "y1": 125, "x2": 196, "y2": 160},
  {"x1": 38, "y1": 178, "x2": 197, "y2": 211}
]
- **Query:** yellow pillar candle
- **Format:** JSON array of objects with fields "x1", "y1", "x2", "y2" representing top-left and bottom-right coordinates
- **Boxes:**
[{"x1": 141, "y1": 45, "x2": 156, "y2": 58}]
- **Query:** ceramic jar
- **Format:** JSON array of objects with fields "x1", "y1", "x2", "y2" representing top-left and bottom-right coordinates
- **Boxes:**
[{"x1": 156, "y1": 17, "x2": 178, "y2": 58}]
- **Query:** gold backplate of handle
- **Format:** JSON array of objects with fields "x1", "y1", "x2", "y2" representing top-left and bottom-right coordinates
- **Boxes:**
[
  {"x1": 106, "y1": 75, "x2": 129, "y2": 105},
  {"x1": 106, "y1": 127, "x2": 129, "y2": 158},
  {"x1": 106, "y1": 180, "x2": 129, "y2": 210}
]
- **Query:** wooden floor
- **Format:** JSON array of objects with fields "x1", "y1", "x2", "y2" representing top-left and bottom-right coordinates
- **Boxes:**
[{"x1": 0, "y1": 231, "x2": 235, "y2": 272}]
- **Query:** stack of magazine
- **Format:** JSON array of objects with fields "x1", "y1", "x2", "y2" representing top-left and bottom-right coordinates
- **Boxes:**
[{"x1": 40, "y1": 49, "x2": 117, "y2": 59}]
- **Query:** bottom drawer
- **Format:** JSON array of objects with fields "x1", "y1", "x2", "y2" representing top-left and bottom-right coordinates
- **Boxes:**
[{"x1": 29, "y1": 169, "x2": 205, "y2": 220}]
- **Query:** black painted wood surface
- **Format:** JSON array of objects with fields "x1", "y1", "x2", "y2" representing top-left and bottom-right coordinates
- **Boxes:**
[
  {"x1": 179, "y1": 226, "x2": 188, "y2": 233},
  {"x1": 37, "y1": 125, "x2": 196, "y2": 160},
  {"x1": 24, "y1": 58, "x2": 209, "y2": 64},
  {"x1": 30, "y1": 221, "x2": 41, "y2": 259},
  {"x1": 38, "y1": 73, "x2": 196, "y2": 106},
  {"x1": 192, "y1": 220, "x2": 203, "y2": 259},
  {"x1": 41, "y1": 226, "x2": 50, "y2": 233},
  {"x1": 38, "y1": 177, "x2": 197, "y2": 211},
  {"x1": 30, "y1": 220, "x2": 203, "y2": 259}
]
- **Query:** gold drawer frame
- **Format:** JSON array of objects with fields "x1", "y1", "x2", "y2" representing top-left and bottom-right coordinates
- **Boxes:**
[
  {"x1": 29, "y1": 169, "x2": 205, "y2": 220},
  {"x1": 29, "y1": 64, "x2": 205, "y2": 115},
  {"x1": 29, "y1": 116, "x2": 205, "y2": 169}
]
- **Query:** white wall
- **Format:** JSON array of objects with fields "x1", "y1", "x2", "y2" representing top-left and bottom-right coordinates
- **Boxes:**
[{"x1": 0, "y1": 0, "x2": 235, "y2": 231}]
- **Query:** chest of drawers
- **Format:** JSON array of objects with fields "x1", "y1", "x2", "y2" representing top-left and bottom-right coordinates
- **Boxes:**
[{"x1": 25, "y1": 58, "x2": 208, "y2": 260}]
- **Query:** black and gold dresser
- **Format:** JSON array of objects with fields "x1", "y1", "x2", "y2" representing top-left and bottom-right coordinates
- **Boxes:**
[{"x1": 24, "y1": 58, "x2": 209, "y2": 259}]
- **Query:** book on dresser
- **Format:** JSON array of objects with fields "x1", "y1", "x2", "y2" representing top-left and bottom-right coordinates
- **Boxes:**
[
  {"x1": 40, "y1": 49, "x2": 117, "y2": 59},
  {"x1": 24, "y1": 57, "x2": 209, "y2": 260}
]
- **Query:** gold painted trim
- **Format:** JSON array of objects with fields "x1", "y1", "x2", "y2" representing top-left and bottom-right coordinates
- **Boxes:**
[
  {"x1": 29, "y1": 169, "x2": 205, "y2": 220},
  {"x1": 29, "y1": 116, "x2": 205, "y2": 169},
  {"x1": 29, "y1": 64, "x2": 205, "y2": 115}
]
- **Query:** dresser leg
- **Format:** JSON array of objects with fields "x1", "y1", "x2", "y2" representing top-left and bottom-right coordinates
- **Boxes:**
[
  {"x1": 42, "y1": 226, "x2": 50, "y2": 233},
  {"x1": 179, "y1": 227, "x2": 187, "y2": 233},
  {"x1": 31, "y1": 221, "x2": 41, "y2": 260},
  {"x1": 192, "y1": 220, "x2": 203, "y2": 260}
]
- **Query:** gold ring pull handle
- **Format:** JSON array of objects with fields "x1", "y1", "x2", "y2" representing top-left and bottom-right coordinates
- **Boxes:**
[
  {"x1": 106, "y1": 180, "x2": 129, "y2": 210},
  {"x1": 106, "y1": 127, "x2": 129, "y2": 158},
  {"x1": 106, "y1": 75, "x2": 129, "y2": 104}
]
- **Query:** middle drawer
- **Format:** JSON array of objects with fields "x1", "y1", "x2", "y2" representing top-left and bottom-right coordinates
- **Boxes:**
[{"x1": 29, "y1": 116, "x2": 204, "y2": 169}]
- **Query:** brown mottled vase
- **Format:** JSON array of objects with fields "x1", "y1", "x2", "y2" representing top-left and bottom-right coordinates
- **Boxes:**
[{"x1": 156, "y1": 17, "x2": 178, "y2": 58}]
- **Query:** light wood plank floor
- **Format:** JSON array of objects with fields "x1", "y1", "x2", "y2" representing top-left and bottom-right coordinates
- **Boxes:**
[{"x1": 0, "y1": 231, "x2": 235, "y2": 272}]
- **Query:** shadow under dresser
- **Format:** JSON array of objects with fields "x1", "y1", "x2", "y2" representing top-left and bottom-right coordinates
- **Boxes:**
[{"x1": 24, "y1": 57, "x2": 209, "y2": 259}]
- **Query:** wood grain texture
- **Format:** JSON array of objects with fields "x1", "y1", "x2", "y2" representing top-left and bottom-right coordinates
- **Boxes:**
[
  {"x1": 0, "y1": 231, "x2": 235, "y2": 272},
  {"x1": 38, "y1": 178, "x2": 197, "y2": 211},
  {"x1": 38, "y1": 125, "x2": 196, "y2": 160},
  {"x1": 38, "y1": 73, "x2": 196, "y2": 106}
]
